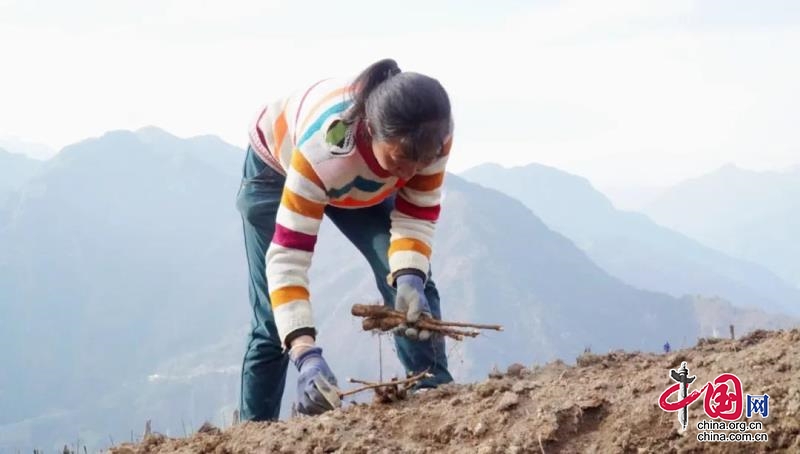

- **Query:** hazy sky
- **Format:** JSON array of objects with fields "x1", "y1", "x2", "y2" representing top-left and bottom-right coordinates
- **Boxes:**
[{"x1": 2, "y1": 0, "x2": 799, "y2": 188}]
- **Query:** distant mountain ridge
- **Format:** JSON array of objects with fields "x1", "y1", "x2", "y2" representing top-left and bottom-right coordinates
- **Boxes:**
[
  {"x1": 462, "y1": 162, "x2": 800, "y2": 316},
  {"x1": 644, "y1": 163, "x2": 800, "y2": 288},
  {"x1": 0, "y1": 147, "x2": 43, "y2": 197},
  {"x1": 0, "y1": 137, "x2": 56, "y2": 160}
]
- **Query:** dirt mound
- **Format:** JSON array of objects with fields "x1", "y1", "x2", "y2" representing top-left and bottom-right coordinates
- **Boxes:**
[{"x1": 111, "y1": 329, "x2": 800, "y2": 453}]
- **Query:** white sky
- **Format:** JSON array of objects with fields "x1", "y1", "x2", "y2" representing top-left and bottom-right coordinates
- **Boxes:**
[{"x1": 1, "y1": 0, "x2": 799, "y2": 188}]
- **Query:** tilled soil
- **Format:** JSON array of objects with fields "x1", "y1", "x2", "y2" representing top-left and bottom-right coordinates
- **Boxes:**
[{"x1": 111, "y1": 328, "x2": 800, "y2": 453}]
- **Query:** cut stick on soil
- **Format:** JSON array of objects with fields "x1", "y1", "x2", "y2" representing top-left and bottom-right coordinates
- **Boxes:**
[{"x1": 339, "y1": 371, "x2": 433, "y2": 399}]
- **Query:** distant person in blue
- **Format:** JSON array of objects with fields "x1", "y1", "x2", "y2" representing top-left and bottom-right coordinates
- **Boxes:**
[{"x1": 663, "y1": 341, "x2": 671, "y2": 353}]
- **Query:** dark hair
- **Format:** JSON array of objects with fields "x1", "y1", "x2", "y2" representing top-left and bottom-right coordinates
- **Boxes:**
[{"x1": 342, "y1": 58, "x2": 453, "y2": 163}]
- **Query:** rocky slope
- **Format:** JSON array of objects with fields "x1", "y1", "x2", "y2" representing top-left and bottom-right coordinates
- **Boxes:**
[{"x1": 111, "y1": 328, "x2": 800, "y2": 453}]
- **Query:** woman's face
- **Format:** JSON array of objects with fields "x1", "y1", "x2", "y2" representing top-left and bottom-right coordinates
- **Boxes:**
[{"x1": 372, "y1": 140, "x2": 428, "y2": 180}]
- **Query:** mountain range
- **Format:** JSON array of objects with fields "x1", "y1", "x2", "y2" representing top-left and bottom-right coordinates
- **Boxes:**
[
  {"x1": 644, "y1": 164, "x2": 800, "y2": 289},
  {"x1": 0, "y1": 130, "x2": 795, "y2": 452},
  {"x1": 0, "y1": 137, "x2": 56, "y2": 161},
  {"x1": 462, "y1": 163, "x2": 800, "y2": 316}
]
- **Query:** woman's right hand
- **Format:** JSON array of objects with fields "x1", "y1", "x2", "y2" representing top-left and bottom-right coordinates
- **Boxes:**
[{"x1": 292, "y1": 346, "x2": 340, "y2": 415}]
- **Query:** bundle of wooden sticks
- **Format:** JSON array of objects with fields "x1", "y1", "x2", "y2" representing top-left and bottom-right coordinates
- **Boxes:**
[{"x1": 350, "y1": 304, "x2": 503, "y2": 341}]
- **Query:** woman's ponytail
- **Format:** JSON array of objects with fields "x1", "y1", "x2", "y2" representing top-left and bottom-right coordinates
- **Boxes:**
[{"x1": 342, "y1": 58, "x2": 401, "y2": 125}]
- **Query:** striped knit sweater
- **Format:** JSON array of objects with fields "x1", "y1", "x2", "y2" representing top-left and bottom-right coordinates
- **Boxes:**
[{"x1": 248, "y1": 77, "x2": 452, "y2": 346}]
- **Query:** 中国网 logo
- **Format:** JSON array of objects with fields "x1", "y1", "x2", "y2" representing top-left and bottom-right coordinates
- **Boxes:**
[{"x1": 657, "y1": 362, "x2": 771, "y2": 442}]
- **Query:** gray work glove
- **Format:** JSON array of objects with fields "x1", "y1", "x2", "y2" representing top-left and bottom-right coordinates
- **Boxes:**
[
  {"x1": 394, "y1": 273, "x2": 432, "y2": 341},
  {"x1": 293, "y1": 347, "x2": 341, "y2": 415}
]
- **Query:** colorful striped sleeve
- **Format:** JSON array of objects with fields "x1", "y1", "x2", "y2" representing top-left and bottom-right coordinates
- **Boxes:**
[
  {"x1": 387, "y1": 138, "x2": 452, "y2": 284},
  {"x1": 265, "y1": 148, "x2": 329, "y2": 346}
]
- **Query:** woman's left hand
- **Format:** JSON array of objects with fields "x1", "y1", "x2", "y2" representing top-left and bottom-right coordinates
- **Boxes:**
[{"x1": 394, "y1": 273, "x2": 432, "y2": 341}]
